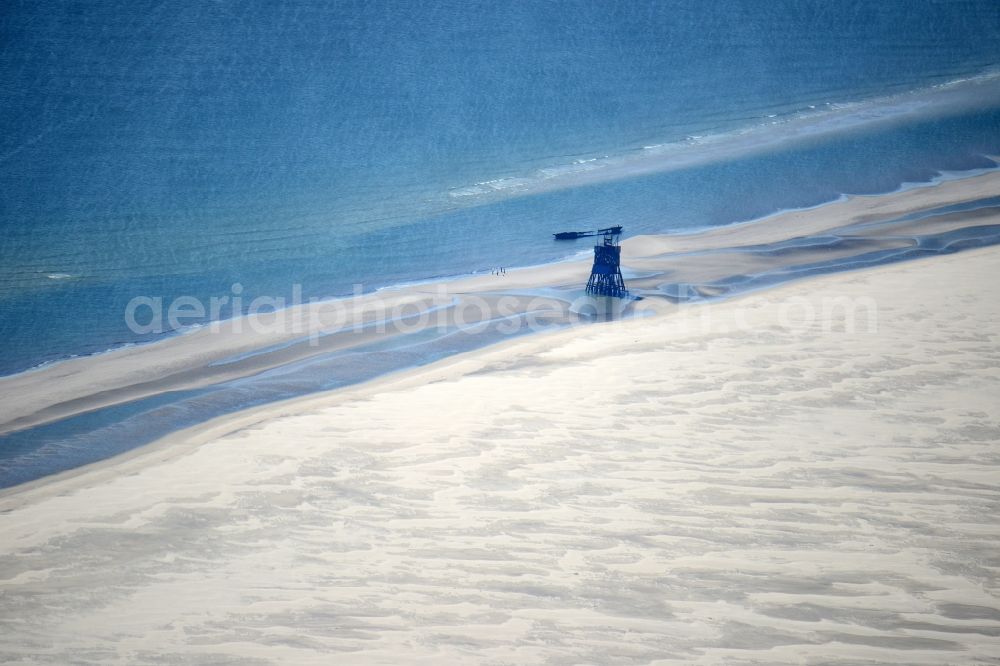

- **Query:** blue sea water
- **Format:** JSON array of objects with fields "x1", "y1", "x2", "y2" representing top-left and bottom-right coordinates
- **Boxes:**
[{"x1": 2, "y1": 0, "x2": 1000, "y2": 377}]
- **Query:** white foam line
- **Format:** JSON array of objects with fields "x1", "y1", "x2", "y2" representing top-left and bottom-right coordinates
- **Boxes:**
[{"x1": 448, "y1": 68, "x2": 1000, "y2": 204}]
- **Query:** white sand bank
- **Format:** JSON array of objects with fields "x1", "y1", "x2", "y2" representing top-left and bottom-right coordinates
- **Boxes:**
[
  {"x1": 2, "y1": 242, "x2": 999, "y2": 664},
  {"x1": 3, "y1": 169, "x2": 1000, "y2": 437}
]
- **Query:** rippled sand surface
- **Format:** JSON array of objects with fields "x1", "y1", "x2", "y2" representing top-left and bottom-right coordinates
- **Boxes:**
[{"x1": 2, "y1": 245, "x2": 999, "y2": 664}]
